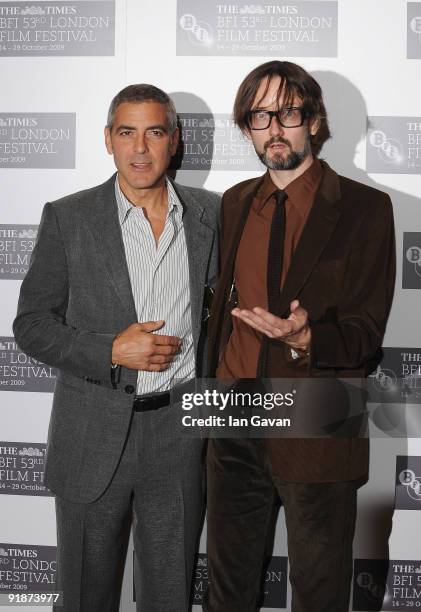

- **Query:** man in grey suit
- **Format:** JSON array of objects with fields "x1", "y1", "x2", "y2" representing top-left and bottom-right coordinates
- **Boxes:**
[{"x1": 13, "y1": 84, "x2": 219, "y2": 612}]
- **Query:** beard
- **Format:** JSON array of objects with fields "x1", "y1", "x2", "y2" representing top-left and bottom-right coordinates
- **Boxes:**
[{"x1": 257, "y1": 134, "x2": 312, "y2": 170}]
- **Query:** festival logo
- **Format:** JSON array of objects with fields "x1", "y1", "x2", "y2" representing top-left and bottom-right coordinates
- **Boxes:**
[
  {"x1": 353, "y1": 559, "x2": 389, "y2": 611},
  {"x1": 0, "y1": 1, "x2": 115, "y2": 56},
  {"x1": 0, "y1": 337, "x2": 56, "y2": 392},
  {"x1": 403, "y1": 233, "x2": 421, "y2": 289},
  {"x1": 176, "y1": 113, "x2": 263, "y2": 171},
  {"x1": 0, "y1": 443, "x2": 51, "y2": 496},
  {"x1": 354, "y1": 558, "x2": 421, "y2": 610},
  {"x1": 176, "y1": 1, "x2": 338, "y2": 57},
  {"x1": 134, "y1": 553, "x2": 288, "y2": 607},
  {"x1": 366, "y1": 117, "x2": 421, "y2": 174},
  {"x1": 407, "y1": 3, "x2": 421, "y2": 58},
  {"x1": 0, "y1": 114, "x2": 75, "y2": 168},
  {"x1": 0, "y1": 226, "x2": 38, "y2": 279},
  {"x1": 0, "y1": 544, "x2": 57, "y2": 594},
  {"x1": 395, "y1": 456, "x2": 421, "y2": 510},
  {"x1": 189, "y1": 553, "x2": 287, "y2": 607}
]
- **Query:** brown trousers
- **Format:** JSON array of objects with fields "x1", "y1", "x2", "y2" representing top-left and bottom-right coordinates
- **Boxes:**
[{"x1": 204, "y1": 437, "x2": 358, "y2": 612}]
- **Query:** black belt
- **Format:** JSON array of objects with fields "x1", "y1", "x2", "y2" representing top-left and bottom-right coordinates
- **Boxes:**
[{"x1": 133, "y1": 392, "x2": 170, "y2": 412}]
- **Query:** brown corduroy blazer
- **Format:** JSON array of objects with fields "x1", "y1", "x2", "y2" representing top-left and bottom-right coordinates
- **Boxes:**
[{"x1": 208, "y1": 161, "x2": 396, "y2": 483}]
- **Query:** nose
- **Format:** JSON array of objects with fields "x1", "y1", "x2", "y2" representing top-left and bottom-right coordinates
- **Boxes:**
[
  {"x1": 134, "y1": 131, "x2": 147, "y2": 154},
  {"x1": 268, "y1": 113, "x2": 284, "y2": 137}
]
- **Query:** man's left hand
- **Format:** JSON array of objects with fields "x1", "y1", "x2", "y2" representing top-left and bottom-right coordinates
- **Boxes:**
[{"x1": 231, "y1": 299, "x2": 311, "y2": 352}]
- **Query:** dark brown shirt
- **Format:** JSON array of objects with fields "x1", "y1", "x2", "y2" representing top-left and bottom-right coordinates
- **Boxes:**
[{"x1": 217, "y1": 158, "x2": 323, "y2": 378}]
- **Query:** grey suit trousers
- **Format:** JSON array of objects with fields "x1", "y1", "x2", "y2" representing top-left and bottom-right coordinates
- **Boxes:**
[{"x1": 53, "y1": 404, "x2": 204, "y2": 612}]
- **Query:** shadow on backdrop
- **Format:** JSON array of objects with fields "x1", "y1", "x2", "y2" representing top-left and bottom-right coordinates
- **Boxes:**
[{"x1": 168, "y1": 91, "x2": 215, "y2": 189}]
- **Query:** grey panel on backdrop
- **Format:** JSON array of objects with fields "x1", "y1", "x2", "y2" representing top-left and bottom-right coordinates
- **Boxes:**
[
  {"x1": 0, "y1": 442, "x2": 51, "y2": 497},
  {"x1": 0, "y1": 114, "x2": 76, "y2": 169},
  {"x1": 0, "y1": 543, "x2": 57, "y2": 593},
  {"x1": 0, "y1": 337, "x2": 56, "y2": 393},
  {"x1": 402, "y1": 233, "x2": 421, "y2": 289},
  {"x1": 133, "y1": 552, "x2": 288, "y2": 607},
  {"x1": 366, "y1": 117, "x2": 421, "y2": 175},
  {"x1": 192, "y1": 554, "x2": 287, "y2": 608},
  {"x1": 368, "y1": 346, "x2": 421, "y2": 407},
  {"x1": 407, "y1": 2, "x2": 421, "y2": 59},
  {"x1": 176, "y1": 0, "x2": 338, "y2": 57},
  {"x1": 0, "y1": 225, "x2": 38, "y2": 279},
  {"x1": 353, "y1": 558, "x2": 421, "y2": 611},
  {"x1": 395, "y1": 456, "x2": 421, "y2": 510},
  {"x1": 178, "y1": 113, "x2": 264, "y2": 171},
  {"x1": 0, "y1": 1, "x2": 115, "y2": 57}
]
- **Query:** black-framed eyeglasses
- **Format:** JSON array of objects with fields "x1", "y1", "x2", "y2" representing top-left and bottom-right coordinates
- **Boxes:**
[{"x1": 247, "y1": 107, "x2": 307, "y2": 130}]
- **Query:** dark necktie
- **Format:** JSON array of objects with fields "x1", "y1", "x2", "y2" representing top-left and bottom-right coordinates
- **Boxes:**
[
  {"x1": 257, "y1": 189, "x2": 288, "y2": 377},
  {"x1": 267, "y1": 189, "x2": 287, "y2": 314}
]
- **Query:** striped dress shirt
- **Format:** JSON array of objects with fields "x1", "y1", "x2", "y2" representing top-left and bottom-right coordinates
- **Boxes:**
[{"x1": 115, "y1": 177, "x2": 195, "y2": 394}]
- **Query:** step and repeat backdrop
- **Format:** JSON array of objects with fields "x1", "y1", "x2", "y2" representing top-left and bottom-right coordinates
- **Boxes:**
[{"x1": 1, "y1": 1, "x2": 421, "y2": 610}]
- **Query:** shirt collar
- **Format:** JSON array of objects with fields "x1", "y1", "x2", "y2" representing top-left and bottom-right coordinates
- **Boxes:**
[
  {"x1": 114, "y1": 176, "x2": 182, "y2": 226},
  {"x1": 285, "y1": 158, "x2": 322, "y2": 217},
  {"x1": 253, "y1": 158, "x2": 323, "y2": 219},
  {"x1": 254, "y1": 172, "x2": 278, "y2": 213},
  {"x1": 166, "y1": 178, "x2": 183, "y2": 225}
]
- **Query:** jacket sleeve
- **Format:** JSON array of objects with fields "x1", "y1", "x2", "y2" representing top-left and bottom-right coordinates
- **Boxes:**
[
  {"x1": 310, "y1": 194, "x2": 396, "y2": 371},
  {"x1": 13, "y1": 202, "x2": 115, "y2": 387}
]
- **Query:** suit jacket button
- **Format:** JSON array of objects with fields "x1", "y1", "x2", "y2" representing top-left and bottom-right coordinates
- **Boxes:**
[{"x1": 125, "y1": 384, "x2": 135, "y2": 394}]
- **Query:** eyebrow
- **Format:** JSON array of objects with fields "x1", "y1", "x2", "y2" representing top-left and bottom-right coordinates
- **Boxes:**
[
  {"x1": 114, "y1": 123, "x2": 169, "y2": 132},
  {"x1": 252, "y1": 104, "x2": 298, "y2": 111},
  {"x1": 147, "y1": 124, "x2": 169, "y2": 132}
]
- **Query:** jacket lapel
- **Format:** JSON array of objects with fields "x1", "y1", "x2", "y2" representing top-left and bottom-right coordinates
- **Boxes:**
[
  {"x1": 86, "y1": 174, "x2": 137, "y2": 321},
  {"x1": 278, "y1": 161, "x2": 342, "y2": 316},
  {"x1": 208, "y1": 177, "x2": 263, "y2": 373},
  {"x1": 171, "y1": 181, "x2": 216, "y2": 353},
  {"x1": 220, "y1": 177, "x2": 263, "y2": 290}
]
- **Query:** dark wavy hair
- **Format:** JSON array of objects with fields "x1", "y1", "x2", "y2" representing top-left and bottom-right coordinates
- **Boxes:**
[
  {"x1": 106, "y1": 84, "x2": 177, "y2": 133},
  {"x1": 234, "y1": 61, "x2": 331, "y2": 156}
]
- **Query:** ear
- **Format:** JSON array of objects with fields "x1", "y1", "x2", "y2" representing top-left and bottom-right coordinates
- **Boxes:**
[
  {"x1": 104, "y1": 126, "x2": 113, "y2": 155},
  {"x1": 309, "y1": 115, "x2": 320, "y2": 137},
  {"x1": 169, "y1": 127, "x2": 180, "y2": 156}
]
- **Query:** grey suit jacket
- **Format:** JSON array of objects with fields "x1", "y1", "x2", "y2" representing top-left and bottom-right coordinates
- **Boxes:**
[{"x1": 13, "y1": 174, "x2": 220, "y2": 503}]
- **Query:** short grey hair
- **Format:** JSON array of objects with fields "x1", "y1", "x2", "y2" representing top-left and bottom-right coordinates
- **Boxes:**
[{"x1": 106, "y1": 84, "x2": 178, "y2": 133}]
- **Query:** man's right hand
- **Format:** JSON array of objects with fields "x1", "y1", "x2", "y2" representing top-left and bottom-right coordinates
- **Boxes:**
[{"x1": 111, "y1": 321, "x2": 182, "y2": 371}]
